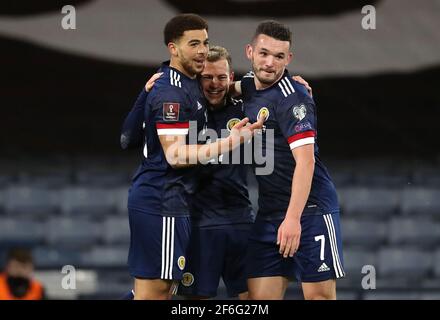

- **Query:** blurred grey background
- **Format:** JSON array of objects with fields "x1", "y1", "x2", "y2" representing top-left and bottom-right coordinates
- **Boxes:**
[{"x1": 0, "y1": 0, "x2": 440, "y2": 299}]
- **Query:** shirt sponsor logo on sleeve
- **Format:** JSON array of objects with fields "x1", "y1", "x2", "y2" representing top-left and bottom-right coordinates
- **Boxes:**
[{"x1": 163, "y1": 103, "x2": 180, "y2": 121}]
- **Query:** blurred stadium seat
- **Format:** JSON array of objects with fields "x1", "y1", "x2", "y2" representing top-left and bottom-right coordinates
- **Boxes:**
[
  {"x1": 401, "y1": 187, "x2": 440, "y2": 217},
  {"x1": 4, "y1": 184, "x2": 59, "y2": 218},
  {"x1": 338, "y1": 187, "x2": 400, "y2": 217},
  {"x1": 60, "y1": 186, "x2": 119, "y2": 217},
  {"x1": 33, "y1": 247, "x2": 83, "y2": 269},
  {"x1": 102, "y1": 216, "x2": 130, "y2": 244},
  {"x1": 389, "y1": 217, "x2": 440, "y2": 247},
  {"x1": 45, "y1": 217, "x2": 101, "y2": 248},
  {"x1": 378, "y1": 247, "x2": 432, "y2": 279},
  {"x1": 341, "y1": 218, "x2": 387, "y2": 248},
  {"x1": 0, "y1": 218, "x2": 44, "y2": 246},
  {"x1": 83, "y1": 245, "x2": 128, "y2": 268}
]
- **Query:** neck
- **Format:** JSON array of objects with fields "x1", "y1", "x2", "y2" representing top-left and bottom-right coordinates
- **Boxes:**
[
  {"x1": 209, "y1": 97, "x2": 228, "y2": 111},
  {"x1": 170, "y1": 58, "x2": 196, "y2": 79}
]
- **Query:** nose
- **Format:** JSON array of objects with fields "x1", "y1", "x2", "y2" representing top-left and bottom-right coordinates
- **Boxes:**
[
  {"x1": 209, "y1": 80, "x2": 220, "y2": 90},
  {"x1": 265, "y1": 55, "x2": 274, "y2": 68},
  {"x1": 197, "y1": 45, "x2": 208, "y2": 55}
]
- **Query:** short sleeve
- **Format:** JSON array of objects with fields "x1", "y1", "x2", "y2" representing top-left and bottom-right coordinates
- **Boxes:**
[
  {"x1": 151, "y1": 87, "x2": 191, "y2": 136},
  {"x1": 275, "y1": 94, "x2": 316, "y2": 150},
  {"x1": 240, "y1": 71, "x2": 255, "y2": 100}
]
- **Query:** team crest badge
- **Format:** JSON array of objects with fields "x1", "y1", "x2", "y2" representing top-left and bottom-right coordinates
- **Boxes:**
[
  {"x1": 257, "y1": 107, "x2": 270, "y2": 122},
  {"x1": 178, "y1": 256, "x2": 186, "y2": 270},
  {"x1": 226, "y1": 118, "x2": 241, "y2": 132},
  {"x1": 292, "y1": 104, "x2": 307, "y2": 121},
  {"x1": 181, "y1": 272, "x2": 194, "y2": 287}
]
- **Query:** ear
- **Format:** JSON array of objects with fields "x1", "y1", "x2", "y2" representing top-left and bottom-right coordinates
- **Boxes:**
[
  {"x1": 168, "y1": 42, "x2": 178, "y2": 57},
  {"x1": 229, "y1": 71, "x2": 234, "y2": 82},
  {"x1": 245, "y1": 44, "x2": 253, "y2": 60},
  {"x1": 286, "y1": 52, "x2": 293, "y2": 66}
]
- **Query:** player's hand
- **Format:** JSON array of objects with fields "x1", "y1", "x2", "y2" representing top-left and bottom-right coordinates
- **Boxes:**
[
  {"x1": 292, "y1": 75, "x2": 312, "y2": 97},
  {"x1": 229, "y1": 116, "x2": 265, "y2": 145},
  {"x1": 145, "y1": 72, "x2": 163, "y2": 92},
  {"x1": 277, "y1": 216, "x2": 301, "y2": 258}
]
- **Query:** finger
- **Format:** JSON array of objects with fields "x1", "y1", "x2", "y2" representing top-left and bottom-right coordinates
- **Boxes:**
[
  {"x1": 277, "y1": 227, "x2": 282, "y2": 245},
  {"x1": 248, "y1": 120, "x2": 263, "y2": 131},
  {"x1": 292, "y1": 75, "x2": 306, "y2": 85},
  {"x1": 151, "y1": 72, "x2": 163, "y2": 81},
  {"x1": 145, "y1": 73, "x2": 163, "y2": 91},
  {"x1": 232, "y1": 117, "x2": 249, "y2": 130},
  {"x1": 283, "y1": 238, "x2": 292, "y2": 258},
  {"x1": 290, "y1": 236, "x2": 300, "y2": 257},
  {"x1": 294, "y1": 235, "x2": 300, "y2": 253},
  {"x1": 289, "y1": 238, "x2": 297, "y2": 257},
  {"x1": 279, "y1": 234, "x2": 288, "y2": 255},
  {"x1": 146, "y1": 81, "x2": 156, "y2": 92},
  {"x1": 254, "y1": 115, "x2": 266, "y2": 128}
]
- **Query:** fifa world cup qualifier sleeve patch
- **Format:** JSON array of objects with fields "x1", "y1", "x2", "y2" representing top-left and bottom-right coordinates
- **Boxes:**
[
  {"x1": 163, "y1": 102, "x2": 180, "y2": 121},
  {"x1": 286, "y1": 103, "x2": 316, "y2": 150}
]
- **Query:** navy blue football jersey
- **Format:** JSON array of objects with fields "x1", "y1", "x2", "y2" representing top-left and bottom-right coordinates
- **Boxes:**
[
  {"x1": 128, "y1": 62, "x2": 207, "y2": 217},
  {"x1": 190, "y1": 98, "x2": 255, "y2": 227},
  {"x1": 241, "y1": 71, "x2": 339, "y2": 220}
]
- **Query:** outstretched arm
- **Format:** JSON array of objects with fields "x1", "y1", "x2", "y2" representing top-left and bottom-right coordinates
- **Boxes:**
[{"x1": 159, "y1": 116, "x2": 264, "y2": 169}]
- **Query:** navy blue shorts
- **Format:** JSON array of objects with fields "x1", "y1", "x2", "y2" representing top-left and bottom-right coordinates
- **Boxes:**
[
  {"x1": 247, "y1": 212, "x2": 345, "y2": 282},
  {"x1": 127, "y1": 208, "x2": 191, "y2": 281},
  {"x1": 177, "y1": 224, "x2": 251, "y2": 298}
]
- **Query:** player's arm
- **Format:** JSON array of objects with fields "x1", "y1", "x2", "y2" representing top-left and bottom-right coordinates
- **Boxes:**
[
  {"x1": 120, "y1": 73, "x2": 163, "y2": 150},
  {"x1": 275, "y1": 93, "x2": 317, "y2": 258},
  {"x1": 120, "y1": 89, "x2": 147, "y2": 150},
  {"x1": 228, "y1": 80, "x2": 242, "y2": 98},
  {"x1": 277, "y1": 144, "x2": 315, "y2": 258},
  {"x1": 159, "y1": 117, "x2": 262, "y2": 169}
]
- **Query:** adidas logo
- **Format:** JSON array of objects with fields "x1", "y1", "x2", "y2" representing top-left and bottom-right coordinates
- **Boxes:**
[
  {"x1": 318, "y1": 263, "x2": 330, "y2": 272},
  {"x1": 197, "y1": 101, "x2": 203, "y2": 110}
]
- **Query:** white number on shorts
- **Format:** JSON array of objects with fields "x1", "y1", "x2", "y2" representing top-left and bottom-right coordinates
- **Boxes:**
[{"x1": 315, "y1": 235, "x2": 325, "y2": 261}]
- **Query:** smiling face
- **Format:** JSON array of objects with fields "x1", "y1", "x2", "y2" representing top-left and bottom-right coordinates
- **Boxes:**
[
  {"x1": 200, "y1": 58, "x2": 233, "y2": 108},
  {"x1": 169, "y1": 29, "x2": 209, "y2": 78},
  {"x1": 246, "y1": 34, "x2": 292, "y2": 88}
]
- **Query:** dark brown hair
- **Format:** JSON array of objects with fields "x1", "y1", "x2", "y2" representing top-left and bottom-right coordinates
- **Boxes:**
[
  {"x1": 253, "y1": 20, "x2": 292, "y2": 45},
  {"x1": 7, "y1": 248, "x2": 33, "y2": 264}
]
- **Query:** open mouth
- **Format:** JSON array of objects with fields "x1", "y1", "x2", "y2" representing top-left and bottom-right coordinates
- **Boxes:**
[
  {"x1": 206, "y1": 89, "x2": 224, "y2": 97},
  {"x1": 194, "y1": 58, "x2": 205, "y2": 66}
]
